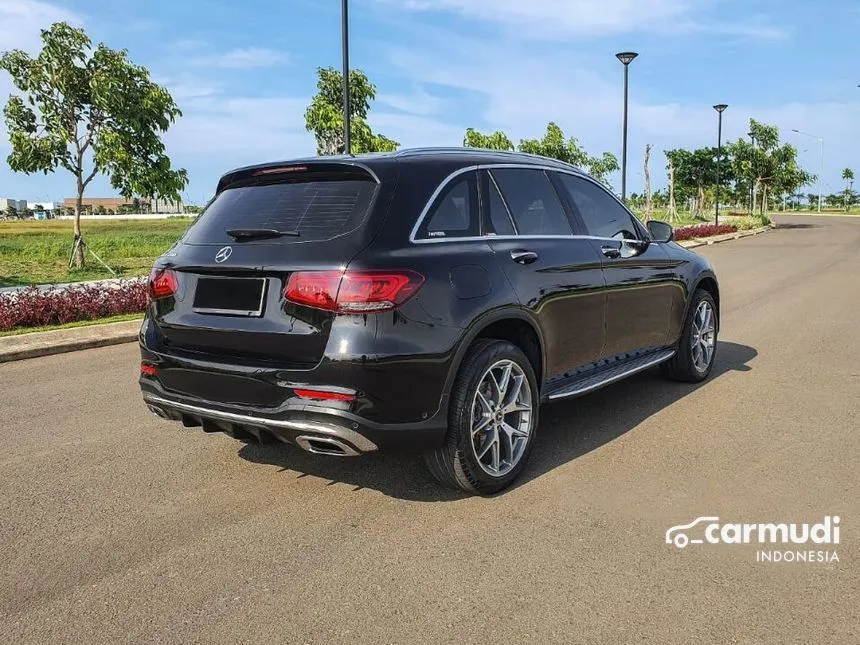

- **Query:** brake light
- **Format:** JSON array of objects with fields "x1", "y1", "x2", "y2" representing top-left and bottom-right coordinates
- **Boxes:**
[
  {"x1": 148, "y1": 267, "x2": 178, "y2": 300},
  {"x1": 284, "y1": 270, "x2": 424, "y2": 313},
  {"x1": 140, "y1": 362, "x2": 157, "y2": 376},
  {"x1": 294, "y1": 388, "x2": 355, "y2": 402}
]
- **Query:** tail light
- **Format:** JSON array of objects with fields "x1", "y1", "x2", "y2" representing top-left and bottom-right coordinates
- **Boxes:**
[
  {"x1": 284, "y1": 270, "x2": 424, "y2": 313},
  {"x1": 148, "y1": 267, "x2": 178, "y2": 300},
  {"x1": 294, "y1": 387, "x2": 355, "y2": 402},
  {"x1": 140, "y1": 362, "x2": 157, "y2": 376}
]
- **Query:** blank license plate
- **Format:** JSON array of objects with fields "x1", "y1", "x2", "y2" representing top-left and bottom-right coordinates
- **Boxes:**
[{"x1": 192, "y1": 277, "x2": 267, "y2": 316}]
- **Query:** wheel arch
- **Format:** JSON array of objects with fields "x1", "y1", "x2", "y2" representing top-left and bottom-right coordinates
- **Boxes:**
[
  {"x1": 442, "y1": 308, "x2": 546, "y2": 400},
  {"x1": 691, "y1": 271, "x2": 720, "y2": 326}
]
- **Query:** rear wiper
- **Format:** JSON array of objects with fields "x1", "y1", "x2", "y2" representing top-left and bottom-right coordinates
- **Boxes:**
[{"x1": 226, "y1": 228, "x2": 300, "y2": 240}]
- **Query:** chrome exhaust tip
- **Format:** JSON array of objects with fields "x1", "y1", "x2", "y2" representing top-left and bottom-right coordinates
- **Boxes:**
[
  {"x1": 147, "y1": 404, "x2": 170, "y2": 419},
  {"x1": 294, "y1": 435, "x2": 360, "y2": 457}
]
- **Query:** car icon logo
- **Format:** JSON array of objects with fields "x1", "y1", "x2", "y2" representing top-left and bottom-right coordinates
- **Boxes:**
[
  {"x1": 215, "y1": 246, "x2": 232, "y2": 263},
  {"x1": 665, "y1": 516, "x2": 720, "y2": 548}
]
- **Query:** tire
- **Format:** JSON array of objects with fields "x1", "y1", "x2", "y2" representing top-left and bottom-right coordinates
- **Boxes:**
[
  {"x1": 660, "y1": 288, "x2": 718, "y2": 383},
  {"x1": 424, "y1": 339, "x2": 539, "y2": 495}
]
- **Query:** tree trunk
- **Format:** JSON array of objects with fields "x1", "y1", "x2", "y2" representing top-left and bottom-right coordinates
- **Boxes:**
[
  {"x1": 644, "y1": 144, "x2": 652, "y2": 218},
  {"x1": 697, "y1": 185, "x2": 705, "y2": 218},
  {"x1": 667, "y1": 161, "x2": 678, "y2": 222},
  {"x1": 760, "y1": 184, "x2": 768, "y2": 215},
  {"x1": 72, "y1": 188, "x2": 85, "y2": 268}
]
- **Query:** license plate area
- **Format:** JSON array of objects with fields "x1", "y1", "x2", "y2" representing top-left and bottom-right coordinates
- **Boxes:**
[{"x1": 192, "y1": 277, "x2": 267, "y2": 317}]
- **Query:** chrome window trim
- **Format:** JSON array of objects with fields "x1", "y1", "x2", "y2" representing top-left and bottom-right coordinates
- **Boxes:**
[{"x1": 409, "y1": 162, "x2": 645, "y2": 244}]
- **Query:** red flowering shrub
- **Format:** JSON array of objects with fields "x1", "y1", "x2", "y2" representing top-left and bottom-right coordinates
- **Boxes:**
[
  {"x1": 674, "y1": 223, "x2": 737, "y2": 241},
  {"x1": 0, "y1": 279, "x2": 147, "y2": 331}
]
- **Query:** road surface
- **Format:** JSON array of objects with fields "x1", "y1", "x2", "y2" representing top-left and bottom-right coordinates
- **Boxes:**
[{"x1": 1, "y1": 215, "x2": 857, "y2": 644}]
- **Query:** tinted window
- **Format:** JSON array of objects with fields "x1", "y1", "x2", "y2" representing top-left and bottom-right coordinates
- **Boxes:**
[
  {"x1": 418, "y1": 173, "x2": 478, "y2": 239},
  {"x1": 184, "y1": 179, "x2": 376, "y2": 245},
  {"x1": 486, "y1": 174, "x2": 516, "y2": 236},
  {"x1": 558, "y1": 174, "x2": 638, "y2": 239},
  {"x1": 491, "y1": 168, "x2": 572, "y2": 236}
]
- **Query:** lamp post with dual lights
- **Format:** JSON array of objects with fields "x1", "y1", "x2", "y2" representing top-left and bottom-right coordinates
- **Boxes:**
[
  {"x1": 713, "y1": 104, "x2": 728, "y2": 226},
  {"x1": 615, "y1": 52, "x2": 638, "y2": 203},
  {"x1": 791, "y1": 129, "x2": 823, "y2": 213}
]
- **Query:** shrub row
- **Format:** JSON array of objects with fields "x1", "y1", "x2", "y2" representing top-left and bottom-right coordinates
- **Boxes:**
[
  {"x1": 674, "y1": 223, "x2": 737, "y2": 241},
  {"x1": 0, "y1": 279, "x2": 147, "y2": 331}
]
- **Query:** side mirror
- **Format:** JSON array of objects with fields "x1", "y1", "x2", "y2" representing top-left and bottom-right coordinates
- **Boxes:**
[{"x1": 647, "y1": 220, "x2": 674, "y2": 243}]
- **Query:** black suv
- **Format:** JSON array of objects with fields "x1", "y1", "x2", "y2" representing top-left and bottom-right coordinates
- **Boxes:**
[{"x1": 139, "y1": 148, "x2": 719, "y2": 494}]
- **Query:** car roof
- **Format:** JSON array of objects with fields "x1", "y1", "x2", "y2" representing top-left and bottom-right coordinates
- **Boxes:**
[{"x1": 216, "y1": 147, "x2": 588, "y2": 192}]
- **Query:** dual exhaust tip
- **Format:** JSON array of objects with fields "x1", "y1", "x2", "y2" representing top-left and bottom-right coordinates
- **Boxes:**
[{"x1": 146, "y1": 404, "x2": 359, "y2": 457}]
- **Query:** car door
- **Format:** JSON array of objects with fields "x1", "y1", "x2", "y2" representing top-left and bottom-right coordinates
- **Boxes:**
[
  {"x1": 555, "y1": 172, "x2": 681, "y2": 358},
  {"x1": 480, "y1": 167, "x2": 606, "y2": 385}
]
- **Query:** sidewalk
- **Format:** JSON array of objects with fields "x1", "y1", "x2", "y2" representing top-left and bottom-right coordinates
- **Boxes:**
[{"x1": 0, "y1": 319, "x2": 142, "y2": 363}]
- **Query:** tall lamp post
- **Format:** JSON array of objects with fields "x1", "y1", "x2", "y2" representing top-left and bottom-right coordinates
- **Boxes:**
[
  {"x1": 615, "y1": 52, "x2": 638, "y2": 203},
  {"x1": 341, "y1": 0, "x2": 351, "y2": 155},
  {"x1": 791, "y1": 129, "x2": 823, "y2": 213},
  {"x1": 713, "y1": 104, "x2": 728, "y2": 226}
]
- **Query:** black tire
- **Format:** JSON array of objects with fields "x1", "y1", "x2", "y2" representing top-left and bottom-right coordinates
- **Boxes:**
[
  {"x1": 424, "y1": 339, "x2": 539, "y2": 495},
  {"x1": 660, "y1": 288, "x2": 718, "y2": 383}
]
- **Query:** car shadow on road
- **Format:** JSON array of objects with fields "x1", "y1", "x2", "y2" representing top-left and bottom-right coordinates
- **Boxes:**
[{"x1": 237, "y1": 341, "x2": 757, "y2": 502}]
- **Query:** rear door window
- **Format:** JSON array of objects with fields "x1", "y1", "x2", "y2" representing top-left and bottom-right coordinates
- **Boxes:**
[
  {"x1": 415, "y1": 172, "x2": 479, "y2": 239},
  {"x1": 490, "y1": 168, "x2": 573, "y2": 236},
  {"x1": 183, "y1": 179, "x2": 377, "y2": 245}
]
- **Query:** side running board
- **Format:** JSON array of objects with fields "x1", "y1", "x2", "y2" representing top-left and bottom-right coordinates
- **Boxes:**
[{"x1": 547, "y1": 349, "x2": 676, "y2": 401}]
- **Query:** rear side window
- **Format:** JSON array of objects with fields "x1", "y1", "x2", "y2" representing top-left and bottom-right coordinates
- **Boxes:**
[
  {"x1": 415, "y1": 172, "x2": 479, "y2": 239},
  {"x1": 490, "y1": 168, "x2": 572, "y2": 236},
  {"x1": 485, "y1": 173, "x2": 516, "y2": 236},
  {"x1": 183, "y1": 179, "x2": 377, "y2": 245}
]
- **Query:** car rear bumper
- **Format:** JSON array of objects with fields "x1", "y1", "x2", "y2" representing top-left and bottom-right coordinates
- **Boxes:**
[{"x1": 139, "y1": 377, "x2": 449, "y2": 455}]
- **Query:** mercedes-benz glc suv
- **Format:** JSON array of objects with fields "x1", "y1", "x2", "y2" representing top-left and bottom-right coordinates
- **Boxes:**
[{"x1": 139, "y1": 148, "x2": 719, "y2": 494}]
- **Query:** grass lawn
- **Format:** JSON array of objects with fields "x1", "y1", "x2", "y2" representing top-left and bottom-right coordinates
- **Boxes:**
[
  {"x1": 0, "y1": 312, "x2": 143, "y2": 337},
  {"x1": 0, "y1": 218, "x2": 192, "y2": 287}
]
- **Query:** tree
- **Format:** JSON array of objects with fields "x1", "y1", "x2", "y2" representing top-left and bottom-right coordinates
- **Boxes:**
[
  {"x1": 1, "y1": 22, "x2": 188, "y2": 267},
  {"x1": 304, "y1": 67, "x2": 399, "y2": 155},
  {"x1": 5, "y1": 205, "x2": 18, "y2": 219},
  {"x1": 463, "y1": 127, "x2": 514, "y2": 151},
  {"x1": 725, "y1": 120, "x2": 812, "y2": 216},
  {"x1": 666, "y1": 159, "x2": 678, "y2": 222},
  {"x1": 663, "y1": 147, "x2": 727, "y2": 217},
  {"x1": 842, "y1": 168, "x2": 854, "y2": 212},
  {"x1": 643, "y1": 144, "x2": 653, "y2": 217},
  {"x1": 463, "y1": 122, "x2": 619, "y2": 188}
]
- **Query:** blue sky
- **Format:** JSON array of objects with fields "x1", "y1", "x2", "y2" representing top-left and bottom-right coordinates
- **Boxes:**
[{"x1": 1, "y1": 0, "x2": 858, "y2": 204}]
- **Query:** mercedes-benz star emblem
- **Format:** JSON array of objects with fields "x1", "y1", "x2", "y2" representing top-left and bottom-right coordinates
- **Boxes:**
[{"x1": 214, "y1": 246, "x2": 232, "y2": 263}]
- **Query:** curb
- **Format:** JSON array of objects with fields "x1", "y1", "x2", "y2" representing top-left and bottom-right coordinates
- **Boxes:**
[
  {"x1": 678, "y1": 225, "x2": 772, "y2": 249},
  {"x1": 0, "y1": 319, "x2": 142, "y2": 363}
]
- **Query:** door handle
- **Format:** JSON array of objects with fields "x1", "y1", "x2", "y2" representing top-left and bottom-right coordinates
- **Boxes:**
[
  {"x1": 601, "y1": 246, "x2": 621, "y2": 259},
  {"x1": 510, "y1": 250, "x2": 538, "y2": 264}
]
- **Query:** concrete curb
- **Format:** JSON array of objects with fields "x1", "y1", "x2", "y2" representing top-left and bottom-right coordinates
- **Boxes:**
[
  {"x1": 678, "y1": 225, "x2": 773, "y2": 249},
  {"x1": 0, "y1": 319, "x2": 142, "y2": 363}
]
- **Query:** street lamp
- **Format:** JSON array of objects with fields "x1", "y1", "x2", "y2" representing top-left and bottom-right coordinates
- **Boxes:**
[
  {"x1": 341, "y1": 0, "x2": 351, "y2": 155},
  {"x1": 713, "y1": 104, "x2": 728, "y2": 226},
  {"x1": 791, "y1": 129, "x2": 823, "y2": 213},
  {"x1": 615, "y1": 51, "x2": 638, "y2": 203}
]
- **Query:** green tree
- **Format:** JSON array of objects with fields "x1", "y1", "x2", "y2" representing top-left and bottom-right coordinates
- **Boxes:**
[
  {"x1": 5, "y1": 205, "x2": 18, "y2": 219},
  {"x1": 463, "y1": 127, "x2": 515, "y2": 151},
  {"x1": 842, "y1": 168, "x2": 854, "y2": 212},
  {"x1": 463, "y1": 122, "x2": 619, "y2": 188},
  {"x1": 0, "y1": 22, "x2": 188, "y2": 267},
  {"x1": 304, "y1": 67, "x2": 399, "y2": 156},
  {"x1": 725, "y1": 120, "x2": 812, "y2": 215}
]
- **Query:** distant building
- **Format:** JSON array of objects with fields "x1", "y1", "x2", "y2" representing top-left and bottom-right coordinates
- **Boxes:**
[
  {"x1": 28, "y1": 201, "x2": 62, "y2": 212},
  {"x1": 0, "y1": 198, "x2": 27, "y2": 214},
  {"x1": 62, "y1": 196, "x2": 183, "y2": 214}
]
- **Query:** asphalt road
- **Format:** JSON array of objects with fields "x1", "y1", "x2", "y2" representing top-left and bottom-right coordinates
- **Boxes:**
[{"x1": 1, "y1": 215, "x2": 858, "y2": 644}]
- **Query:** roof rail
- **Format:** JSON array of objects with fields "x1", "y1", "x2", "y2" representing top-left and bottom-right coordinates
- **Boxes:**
[{"x1": 393, "y1": 146, "x2": 584, "y2": 172}]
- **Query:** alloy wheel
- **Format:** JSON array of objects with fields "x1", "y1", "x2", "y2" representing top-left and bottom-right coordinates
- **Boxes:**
[
  {"x1": 470, "y1": 359, "x2": 533, "y2": 477},
  {"x1": 691, "y1": 300, "x2": 716, "y2": 372}
]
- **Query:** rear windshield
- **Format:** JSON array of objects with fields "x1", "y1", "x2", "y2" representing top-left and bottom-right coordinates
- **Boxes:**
[{"x1": 182, "y1": 179, "x2": 377, "y2": 245}]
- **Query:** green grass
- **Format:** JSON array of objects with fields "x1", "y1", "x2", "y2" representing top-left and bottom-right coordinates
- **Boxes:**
[
  {"x1": 0, "y1": 312, "x2": 143, "y2": 337},
  {"x1": 0, "y1": 218, "x2": 193, "y2": 287}
]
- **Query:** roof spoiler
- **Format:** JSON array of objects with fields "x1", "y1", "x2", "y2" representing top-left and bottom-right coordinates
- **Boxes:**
[{"x1": 215, "y1": 160, "x2": 380, "y2": 194}]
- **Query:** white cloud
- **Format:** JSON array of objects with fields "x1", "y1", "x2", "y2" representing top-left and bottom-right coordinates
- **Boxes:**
[
  {"x1": 377, "y1": 86, "x2": 447, "y2": 116},
  {"x1": 0, "y1": 0, "x2": 83, "y2": 53},
  {"x1": 189, "y1": 47, "x2": 289, "y2": 69},
  {"x1": 383, "y1": 0, "x2": 787, "y2": 39}
]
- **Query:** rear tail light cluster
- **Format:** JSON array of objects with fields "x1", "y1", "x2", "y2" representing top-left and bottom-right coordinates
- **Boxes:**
[
  {"x1": 284, "y1": 270, "x2": 424, "y2": 313},
  {"x1": 148, "y1": 267, "x2": 178, "y2": 301}
]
